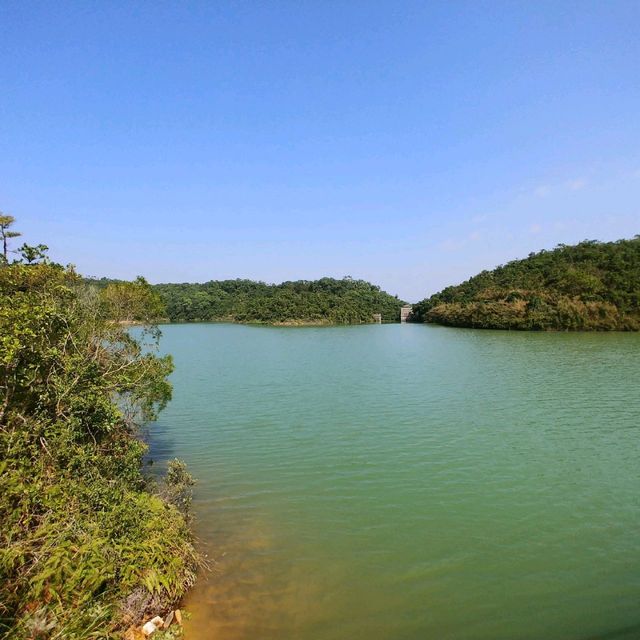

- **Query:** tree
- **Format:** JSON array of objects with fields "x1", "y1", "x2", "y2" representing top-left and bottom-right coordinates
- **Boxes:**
[
  {"x1": 17, "y1": 242, "x2": 49, "y2": 265},
  {"x1": 0, "y1": 261, "x2": 197, "y2": 638},
  {"x1": 100, "y1": 276, "x2": 166, "y2": 323},
  {"x1": 0, "y1": 214, "x2": 21, "y2": 263},
  {"x1": 0, "y1": 216, "x2": 196, "y2": 637}
]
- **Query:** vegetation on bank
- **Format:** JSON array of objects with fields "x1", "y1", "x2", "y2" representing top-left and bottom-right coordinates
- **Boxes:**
[
  {"x1": 412, "y1": 236, "x2": 640, "y2": 330},
  {"x1": 87, "y1": 277, "x2": 405, "y2": 324},
  {"x1": 0, "y1": 216, "x2": 197, "y2": 639}
]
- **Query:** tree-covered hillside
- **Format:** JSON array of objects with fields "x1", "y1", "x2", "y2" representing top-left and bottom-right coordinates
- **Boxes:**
[
  {"x1": 152, "y1": 277, "x2": 404, "y2": 324},
  {"x1": 412, "y1": 237, "x2": 640, "y2": 330}
]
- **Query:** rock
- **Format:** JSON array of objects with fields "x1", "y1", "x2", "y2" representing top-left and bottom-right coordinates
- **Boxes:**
[
  {"x1": 174, "y1": 609, "x2": 183, "y2": 626},
  {"x1": 141, "y1": 616, "x2": 164, "y2": 636},
  {"x1": 163, "y1": 610, "x2": 174, "y2": 629}
]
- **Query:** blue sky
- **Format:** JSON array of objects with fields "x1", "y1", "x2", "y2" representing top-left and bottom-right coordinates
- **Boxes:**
[{"x1": 1, "y1": 1, "x2": 639, "y2": 300}]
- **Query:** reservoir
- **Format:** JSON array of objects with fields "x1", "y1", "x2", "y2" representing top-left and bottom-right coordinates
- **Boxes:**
[{"x1": 149, "y1": 323, "x2": 640, "y2": 640}]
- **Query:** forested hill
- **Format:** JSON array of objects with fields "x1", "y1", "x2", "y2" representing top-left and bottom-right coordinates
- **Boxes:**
[
  {"x1": 151, "y1": 277, "x2": 405, "y2": 324},
  {"x1": 411, "y1": 237, "x2": 640, "y2": 330}
]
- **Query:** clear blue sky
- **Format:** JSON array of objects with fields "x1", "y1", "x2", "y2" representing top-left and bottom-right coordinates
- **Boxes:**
[{"x1": 2, "y1": 1, "x2": 639, "y2": 300}]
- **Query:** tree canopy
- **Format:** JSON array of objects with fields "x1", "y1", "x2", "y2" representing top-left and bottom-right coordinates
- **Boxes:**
[
  {"x1": 0, "y1": 214, "x2": 21, "y2": 264},
  {"x1": 411, "y1": 236, "x2": 640, "y2": 330},
  {"x1": 119, "y1": 277, "x2": 404, "y2": 325}
]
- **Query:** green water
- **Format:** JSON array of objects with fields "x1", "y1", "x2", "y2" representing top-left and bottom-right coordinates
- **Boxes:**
[{"x1": 149, "y1": 323, "x2": 640, "y2": 640}]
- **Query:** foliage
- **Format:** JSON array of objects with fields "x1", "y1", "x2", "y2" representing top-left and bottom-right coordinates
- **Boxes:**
[
  {"x1": 0, "y1": 262, "x2": 197, "y2": 639},
  {"x1": 0, "y1": 214, "x2": 21, "y2": 264},
  {"x1": 149, "y1": 277, "x2": 404, "y2": 324},
  {"x1": 99, "y1": 276, "x2": 166, "y2": 324},
  {"x1": 411, "y1": 237, "x2": 640, "y2": 330},
  {"x1": 163, "y1": 459, "x2": 196, "y2": 520},
  {"x1": 17, "y1": 244, "x2": 50, "y2": 265}
]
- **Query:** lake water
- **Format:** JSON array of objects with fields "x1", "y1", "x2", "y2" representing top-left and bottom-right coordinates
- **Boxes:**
[{"x1": 149, "y1": 323, "x2": 640, "y2": 640}]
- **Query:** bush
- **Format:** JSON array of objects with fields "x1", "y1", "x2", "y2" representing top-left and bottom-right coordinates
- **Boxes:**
[{"x1": 0, "y1": 264, "x2": 197, "y2": 639}]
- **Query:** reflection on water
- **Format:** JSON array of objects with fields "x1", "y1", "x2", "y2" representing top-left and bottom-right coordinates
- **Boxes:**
[{"x1": 148, "y1": 324, "x2": 640, "y2": 640}]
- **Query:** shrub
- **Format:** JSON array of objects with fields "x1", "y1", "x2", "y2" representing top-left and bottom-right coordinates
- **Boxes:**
[{"x1": 0, "y1": 264, "x2": 197, "y2": 639}]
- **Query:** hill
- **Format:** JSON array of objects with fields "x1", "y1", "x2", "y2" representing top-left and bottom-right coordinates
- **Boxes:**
[
  {"x1": 152, "y1": 277, "x2": 405, "y2": 324},
  {"x1": 411, "y1": 236, "x2": 640, "y2": 330}
]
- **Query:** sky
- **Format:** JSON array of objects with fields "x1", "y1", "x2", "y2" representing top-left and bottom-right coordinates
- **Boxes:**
[{"x1": 1, "y1": 1, "x2": 639, "y2": 301}]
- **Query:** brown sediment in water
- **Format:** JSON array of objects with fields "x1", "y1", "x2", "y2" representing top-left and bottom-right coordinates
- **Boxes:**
[
  {"x1": 181, "y1": 521, "x2": 275, "y2": 640},
  {"x1": 181, "y1": 518, "x2": 333, "y2": 640}
]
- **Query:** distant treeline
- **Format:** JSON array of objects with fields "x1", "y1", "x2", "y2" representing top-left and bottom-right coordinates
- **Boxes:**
[
  {"x1": 411, "y1": 236, "x2": 640, "y2": 330},
  {"x1": 87, "y1": 277, "x2": 405, "y2": 324}
]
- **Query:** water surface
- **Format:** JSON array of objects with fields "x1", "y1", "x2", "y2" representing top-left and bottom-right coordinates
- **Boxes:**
[{"x1": 150, "y1": 323, "x2": 640, "y2": 640}]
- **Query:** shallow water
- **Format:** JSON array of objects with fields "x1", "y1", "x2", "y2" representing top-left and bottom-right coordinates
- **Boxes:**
[{"x1": 149, "y1": 323, "x2": 640, "y2": 640}]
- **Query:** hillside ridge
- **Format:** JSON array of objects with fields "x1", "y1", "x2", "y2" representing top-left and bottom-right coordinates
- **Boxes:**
[{"x1": 411, "y1": 236, "x2": 640, "y2": 330}]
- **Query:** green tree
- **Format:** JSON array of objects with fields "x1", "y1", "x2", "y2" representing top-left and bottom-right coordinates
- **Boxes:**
[
  {"x1": 0, "y1": 260, "x2": 197, "y2": 638},
  {"x1": 100, "y1": 276, "x2": 166, "y2": 323},
  {"x1": 0, "y1": 214, "x2": 21, "y2": 263},
  {"x1": 17, "y1": 242, "x2": 49, "y2": 265}
]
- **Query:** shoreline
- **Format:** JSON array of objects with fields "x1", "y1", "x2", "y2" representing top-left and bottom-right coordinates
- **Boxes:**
[
  {"x1": 154, "y1": 318, "x2": 400, "y2": 327},
  {"x1": 144, "y1": 318, "x2": 639, "y2": 332}
]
